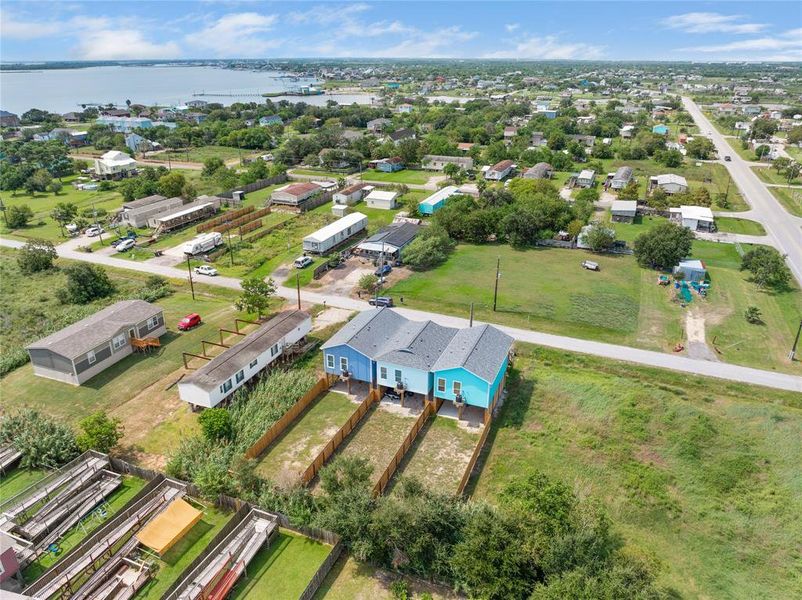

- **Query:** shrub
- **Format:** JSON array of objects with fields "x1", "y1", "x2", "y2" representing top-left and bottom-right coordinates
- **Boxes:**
[
  {"x1": 744, "y1": 306, "x2": 763, "y2": 324},
  {"x1": 6, "y1": 204, "x2": 34, "y2": 228},
  {"x1": 76, "y1": 411, "x2": 123, "y2": 453},
  {"x1": 17, "y1": 239, "x2": 57, "y2": 274},
  {"x1": 0, "y1": 409, "x2": 78, "y2": 469},
  {"x1": 741, "y1": 246, "x2": 791, "y2": 290},
  {"x1": 57, "y1": 263, "x2": 116, "y2": 304},
  {"x1": 199, "y1": 408, "x2": 233, "y2": 441}
]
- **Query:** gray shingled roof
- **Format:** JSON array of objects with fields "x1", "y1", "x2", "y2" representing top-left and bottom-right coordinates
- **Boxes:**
[
  {"x1": 182, "y1": 311, "x2": 309, "y2": 391},
  {"x1": 26, "y1": 300, "x2": 162, "y2": 360},
  {"x1": 377, "y1": 321, "x2": 458, "y2": 371},
  {"x1": 322, "y1": 308, "x2": 415, "y2": 357},
  {"x1": 431, "y1": 324, "x2": 514, "y2": 382},
  {"x1": 123, "y1": 194, "x2": 167, "y2": 209}
]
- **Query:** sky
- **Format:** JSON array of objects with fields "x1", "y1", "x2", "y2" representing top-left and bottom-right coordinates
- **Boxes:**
[{"x1": 1, "y1": 1, "x2": 800, "y2": 62}]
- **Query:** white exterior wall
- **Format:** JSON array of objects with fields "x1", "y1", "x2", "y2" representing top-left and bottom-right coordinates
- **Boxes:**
[
  {"x1": 303, "y1": 214, "x2": 368, "y2": 253},
  {"x1": 178, "y1": 316, "x2": 311, "y2": 408},
  {"x1": 366, "y1": 196, "x2": 397, "y2": 210}
]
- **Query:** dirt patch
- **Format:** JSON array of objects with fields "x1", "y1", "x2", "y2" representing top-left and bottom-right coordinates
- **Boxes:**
[
  {"x1": 313, "y1": 307, "x2": 353, "y2": 331},
  {"x1": 684, "y1": 309, "x2": 719, "y2": 361},
  {"x1": 635, "y1": 446, "x2": 667, "y2": 468}
]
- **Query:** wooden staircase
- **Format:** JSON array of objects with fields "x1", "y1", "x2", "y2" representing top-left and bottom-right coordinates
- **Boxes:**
[{"x1": 131, "y1": 337, "x2": 161, "y2": 353}]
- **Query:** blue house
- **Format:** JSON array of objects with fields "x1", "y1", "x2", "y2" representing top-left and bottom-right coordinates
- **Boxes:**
[
  {"x1": 259, "y1": 115, "x2": 283, "y2": 126},
  {"x1": 652, "y1": 124, "x2": 669, "y2": 135},
  {"x1": 419, "y1": 185, "x2": 458, "y2": 215},
  {"x1": 376, "y1": 156, "x2": 404, "y2": 172},
  {"x1": 322, "y1": 308, "x2": 514, "y2": 421}
]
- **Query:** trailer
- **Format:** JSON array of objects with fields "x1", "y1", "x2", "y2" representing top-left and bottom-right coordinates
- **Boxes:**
[
  {"x1": 148, "y1": 200, "x2": 219, "y2": 232},
  {"x1": 302, "y1": 212, "x2": 368, "y2": 254},
  {"x1": 182, "y1": 232, "x2": 223, "y2": 255}
]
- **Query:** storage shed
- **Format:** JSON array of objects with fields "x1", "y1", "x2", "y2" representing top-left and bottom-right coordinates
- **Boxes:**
[
  {"x1": 611, "y1": 200, "x2": 638, "y2": 223},
  {"x1": 673, "y1": 259, "x2": 708, "y2": 283},
  {"x1": 419, "y1": 185, "x2": 459, "y2": 215},
  {"x1": 364, "y1": 189, "x2": 399, "y2": 209},
  {"x1": 303, "y1": 212, "x2": 368, "y2": 254}
]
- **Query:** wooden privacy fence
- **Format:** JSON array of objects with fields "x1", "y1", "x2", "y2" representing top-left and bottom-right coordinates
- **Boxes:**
[
  {"x1": 238, "y1": 219, "x2": 262, "y2": 237},
  {"x1": 197, "y1": 206, "x2": 254, "y2": 233},
  {"x1": 301, "y1": 389, "x2": 380, "y2": 485},
  {"x1": 213, "y1": 207, "x2": 271, "y2": 233},
  {"x1": 456, "y1": 417, "x2": 492, "y2": 496},
  {"x1": 244, "y1": 376, "x2": 330, "y2": 459},
  {"x1": 300, "y1": 540, "x2": 344, "y2": 600},
  {"x1": 372, "y1": 401, "x2": 435, "y2": 497},
  {"x1": 243, "y1": 217, "x2": 292, "y2": 243},
  {"x1": 219, "y1": 173, "x2": 288, "y2": 199}
]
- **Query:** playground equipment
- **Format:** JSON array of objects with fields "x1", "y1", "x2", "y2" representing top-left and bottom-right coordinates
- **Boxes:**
[{"x1": 657, "y1": 275, "x2": 670, "y2": 286}]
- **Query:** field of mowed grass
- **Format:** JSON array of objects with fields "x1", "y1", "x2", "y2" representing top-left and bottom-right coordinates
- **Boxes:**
[
  {"x1": 159, "y1": 145, "x2": 248, "y2": 164},
  {"x1": 392, "y1": 416, "x2": 480, "y2": 494},
  {"x1": 786, "y1": 144, "x2": 802, "y2": 162},
  {"x1": 136, "y1": 506, "x2": 231, "y2": 600},
  {"x1": 229, "y1": 530, "x2": 332, "y2": 600},
  {"x1": 714, "y1": 216, "x2": 766, "y2": 235},
  {"x1": 752, "y1": 166, "x2": 802, "y2": 186},
  {"x1": 0, "y1": 467, "x2": 50, "y2": 500},
  {"x1": 769, "y1": 186, "x2": 802, "y2": 217},
  {"x1": 315, "y1": 555, "x2": 457, "y2": 600},
  {"x1": 290, "y1": 168, "x2": 352, "y2": 179},
  {"x1": 724, "y1": 137, "x2": 761, "y2": 162},
  {"x1": 471, "y1": 344, "x2": 802, "y2": 600},
  {"x1": 360, "y1": 169, "x2": 432, "y2": 185},
  {"x1": 21, "y1": 476, "x2": 146, "y2": 582},
  {"x1": 255, "y1": 391, "x2": 357, "y2": 482}
]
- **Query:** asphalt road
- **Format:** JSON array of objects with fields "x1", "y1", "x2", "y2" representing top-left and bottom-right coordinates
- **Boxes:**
[
  {"x1": 2, "y1": 237, "x2": 800, "y2": 393},
  {"x1": 682, "y1": 97, "x2": 802, "y2": 285}
]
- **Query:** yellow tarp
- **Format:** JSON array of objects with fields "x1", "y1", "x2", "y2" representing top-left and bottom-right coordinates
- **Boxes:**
[{"x1": 135, "y1": 498, "x2": 203, "y2": 555}]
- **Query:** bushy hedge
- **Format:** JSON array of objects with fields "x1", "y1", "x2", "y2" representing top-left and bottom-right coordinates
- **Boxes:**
[{"x1": 0, "y1": 409, "x2": 78, "y2": 469}]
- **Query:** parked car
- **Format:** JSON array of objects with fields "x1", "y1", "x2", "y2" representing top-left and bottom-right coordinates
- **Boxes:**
[
  {"x1": 178, "y1": 313, "x2": 202, "y2": 331},
  {"x1": 724, "y1": 155, "x2": 731, "y2": 162},
  {"x1": 581, "y1": 260, "x2": 600, "y2": 271},
  {"x1": 116, "y1": 239, "x2": 136, "y2": 252},
  {"x1": 194, "y1": 265, "x2": 218, "y2": 276},
  {"x1": 294, "y1": 256, "x2": 314, "y2": 269},
  {"x1": 368, "y1": 296, "x2": 394, "y2": 307},
  {"x1": 85, "y1": 225, "x2": 105, "y2": 237},
  {"x1": 374, "y1": 264, "x2": 392, "y2": 277}
]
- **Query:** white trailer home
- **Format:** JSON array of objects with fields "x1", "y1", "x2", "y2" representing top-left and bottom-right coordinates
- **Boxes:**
[
  {"x1": 178, "y1": 310, "x2": 311, "y2": 409},
  {"x1": 182, "y1": 231, "x2": 223, "y2": 255},
  {"x1": 302, "y1": 212, "x2": 368, "y2": 254}
]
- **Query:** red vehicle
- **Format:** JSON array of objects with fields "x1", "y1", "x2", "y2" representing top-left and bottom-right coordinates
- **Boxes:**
[{"x1": 178, "y1": 313, "x2": 202, "y2": 331}]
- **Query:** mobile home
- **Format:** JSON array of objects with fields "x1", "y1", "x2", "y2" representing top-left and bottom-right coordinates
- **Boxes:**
[{"x1": 302, "y1": 212, "x2": 368, "y2": 254}]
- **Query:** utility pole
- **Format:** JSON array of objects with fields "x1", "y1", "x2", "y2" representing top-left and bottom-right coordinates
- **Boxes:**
[
  {"x1": 296, "y1": 273, "x2": 302, "y2": 310},
  {"x1": 186, "y1": 254, "x2": 195, "y2": 300},
  {"x1": 227, "y1": 225, "x2": 234, "y2": 267},
  {"x1": 790, "y1": 319, "x2": 802, "y2": 361},
  {"x1": 0, "y1": 198, "x2": 7, "y2": 227},
  {"x1": 93, "y1": 202, "x2": 104, "y2": 246},
  {"x1": 469, "y1": 302, "x2": 474, "y2": 327},
  {"x1": 492, "y1": 257, "x2": 500, "y2": 312}
]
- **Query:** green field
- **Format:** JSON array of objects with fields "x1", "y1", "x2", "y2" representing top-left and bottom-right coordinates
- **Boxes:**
[
  {"x1": 472, "y1": 344, "x2": 802, "y2": 600},
  {"x1": 0, "y1": 467, "x2": 50, "y2": 500},
  {"x1": 393, "y1": 416, "x2": 480, "y2": 494},
  {"x1": 714, "y1": 216, "x2": 766, "y2": 235},
  {"x1": 136, "y1": 506, "x2": 231, "y2": 600},
  {"x1": 786, "y1": 145, "x2": 802, "y2": 162},
  {"x1": 724, "y1": 137, "x2": 762, "y2": 162},
  {"x1": 229, "y1": 530, "x2": 332, "y2": 600},
  {"x1": 159, "y1": 145, "x2": 251, "y2": 164},
  {"x1": 22, "y1": 476, "x2": 147, "y2": 582},
  {"x1": 255, "y1": 391, "x2": 357, "y2": 482},
  {"x1": 752, "y1": 166, "x2": 802, "y2": 186},
  {"x1": 360, "y1": 169, "x2": 432, "y2": 185},
  {"x1": 769, "y1": 186, "x2": 802, "y2": 217},
  {"x1": 290, "y1": 169, "x2": 352, "y2": 179},
  {"x1": 388, "y1": 241, "x2": 802, "y2": 372}
]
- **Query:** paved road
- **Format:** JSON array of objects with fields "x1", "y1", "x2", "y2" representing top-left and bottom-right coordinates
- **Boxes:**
[
  {"x1": 682, "y1": 97, "x2": 802, "y2": 285},
  {"x1": 3, "y1": 237, "x2": 800, "y2": 393}
]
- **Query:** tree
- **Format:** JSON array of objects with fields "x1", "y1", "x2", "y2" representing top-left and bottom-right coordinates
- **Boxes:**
[
  {"x1": 202, "y1": 157, "x2": 225, "y2": 177},
  {"x1": 358, "y1": 273, "x2": 378, "y2": 293},
  {"x1": 51, "y1": 201, "x2": 78, "y2": 236},
  {"x1": 76, "y1": 412, "x2": 123, "y2": 453},
  {"x1": 617, "y1": 180, "x2": 640, "y2": 200},
  {"x1": 566, "y1": 219, "x2": 584, "y2": 240},
  {"x1": 686, "y1": 137, "x2": 716, "y2": 160},
  {"x1": 744, "y1": 306, "x2": 763, "y2": 324},
  {"x1": 690, "y1": 187, "x2": 712, "y2": 207},
  {"x1": 49, "y1": 179, "x2": 63, "y2": 195},
  {"x1": 443, "y1": 162, "x2": 460, "y2": 180},
  {"x1": 772, "y1": 157, "x2": 791, "y2": 175},
  {"x1": 235, "y1": 277, "x2": 276, "y2": 318},
  {"x1": 402, "y1": 228, "x2": 455, "y2": 271},
  {"x1": 58, "y1": 263, "x2": 116, "y2": 304},
  {"x1": 157, "y1": 171, "x2": 187, "y2": 197},
  {"x1": 633, "y1": 222, "x2": 694, "y2": 270},
  {"x1": 24, "y1": 168, "x2": 53, "y2": 195},
  {"x1": 198, "y1": 408, "x2": 233, "y2": 441},
  {"x1": 656, "y1": 148, "x2": 683, "y2": 168},
  {"x1": 17, "y1": 238, "x2": 57, "y2": 273},
  {"x1": 740, "y1": 246, "x2": 791, "y2": 290},
  {"x1": 581, "y1": 224, "x2": 616, "y2": 252},
  {"x1": 0, "y1": 409, "x2": 78, "y2": 469},
  {"x1": 6, "y1": 204, "x2": 34, "y2": 228},
  {"x1": 649, "y1": 187, "x2": 669, "y2": 209}
]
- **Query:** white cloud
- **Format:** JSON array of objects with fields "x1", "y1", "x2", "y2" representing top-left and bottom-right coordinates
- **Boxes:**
[
  {"x1": 372, "y1": 26, "x2": 478, "y2": 58},
  {"x1": 505, "y1": 23, "x2": 520, "y2": 32},
  {"x1": 287, "y1": 3, "x2": 370, "y2": 25},
  {"x1": 662, "y1": 12, "x2": 766, "y2": 34},
  {"x1": 184, "y1": 12, "x2": 279, "y2": 57},
  {"x1": 485, "y1": 35, "x2": 604, "y2": 60},
  {"x1": 677, "y1": 27, "x2": 802, "y2": 60},
  {"x1": 74, "y1": 28, "x2": 182, "y2": 59},
  {"x1": 1, "y1": 15, "x2": 63, "y2": 39}
]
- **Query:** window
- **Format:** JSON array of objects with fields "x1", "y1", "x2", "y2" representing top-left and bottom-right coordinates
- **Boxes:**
[
  {"x1": 436, "y1": 378, "x2": 446, "y2": 393},
  {"x1": 87, "y1": 350, "x2": 96, "y2": 365},
  {"x1": 235, "y1": 370, "x2": 245, "y2": 384},
  {"x1": 394, "y1": 370, "x2": 402, "y2": 384},
  {"x1": 146, "y1": 315, "x2": 160, "y2": 330},
  {"x1": 270, "y1": 343, "x2": 280, "y2": 357},
  {"x1": 453, "y1": 381, "x2": 462, "y2": 396},
  {"x1": 380, "y1": 366, "x2": 387, "y2": 380},
  {"x1": 340, "y1": 357, "x2": 348, "y2": 372},
  {"x1": 326, "y1": 354, "x2": 335, "y2": 369},
  {"x1": 220, "y1": 379, "x2": 233, "y2": 394},
  {"x1": 112, "y1": 333, "x2": 126, "y2": 350},
  {"x1": 249, "y1": 358, "x2": 258, "y2": 369}
]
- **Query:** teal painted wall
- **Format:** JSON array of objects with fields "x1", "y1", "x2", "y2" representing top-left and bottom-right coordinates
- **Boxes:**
[
  {"x1": 432, "y1": 367, "x2": 490, "y2": 408},
  {"x1": 488, "y1": 356, "x2": 509, "y2": 404}
]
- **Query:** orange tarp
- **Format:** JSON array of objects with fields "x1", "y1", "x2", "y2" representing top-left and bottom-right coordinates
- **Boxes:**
[{"x1": 135, "y1": 498, "x2": 203, "y2": 555}]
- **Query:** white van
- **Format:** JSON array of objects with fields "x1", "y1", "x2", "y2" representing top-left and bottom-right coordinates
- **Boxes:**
[{"x1": 294, "y1": 256, "x2": 313, "y2": 269}]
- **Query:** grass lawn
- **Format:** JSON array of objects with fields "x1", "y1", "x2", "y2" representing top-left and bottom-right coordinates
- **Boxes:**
[
  {"x1": 0, "y1": 467, "x2": 50, "y2": 500},
  {"x1": 769, "y1": 186, "x2": 802, "y2": 217},
  {"x1": 714, "y1": 216, "x2": 766, "y2": 236},
  {"x1": 724, "y1": 137, "x2": 761, "y2": 162},
  {"x1": 387, "y1": 242, "x2": 802, "y2": 373},
  {"x1": 335, "y1": 404, "x2": 418, "y2": 487},
  {"x1": 135, "y1": 506, "x2": 231, "y2": 600},
  {"x1": 229, "y1": 530, "x2": 331, "y2": 600},
  {"x1": 593, "y1": 158, "x2": 747, "y2": 211},
  {"x1": 159, "y1": 145, "x2": 248, "y2": 164},
  {"x1": 393, "y1": 416, "x2": 480, "y2": 494},
  {"x1": 315, "y1": 555, "x2": 456, "y2": 600},
  {"x1": 786, "y1": 145, "x2": 802, "y2": 162},
  {"x1": 359, "y1": 169, "x2": 432, "y2": 185},
  {"x1": 471, "y1": 344, "x2": 802, "y2": 600},
  {"x1": 255, "y1": 391, "x2": 357, "y2": 483},
  {"x1": 752, "y1": 166, "x2": 802, "y2": 186},
  {"x1": 290, "y1": 169, "x2": 352, "y2": 179},
  {"x1": 21, "y1": 476, "x2": 146, "y2": 582}
]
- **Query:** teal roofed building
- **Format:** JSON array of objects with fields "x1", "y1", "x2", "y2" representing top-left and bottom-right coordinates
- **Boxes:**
[{"x1": 652, "y1": 124, "x2": 669, "y2": 135}]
